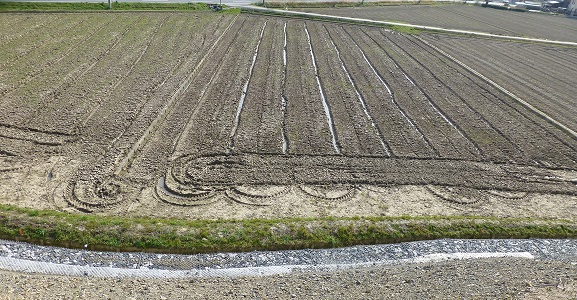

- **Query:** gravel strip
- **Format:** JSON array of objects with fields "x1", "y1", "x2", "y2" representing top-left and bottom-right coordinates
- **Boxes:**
[{"x1": 1, "y1": 239, "x2": 577, "y2": 278}]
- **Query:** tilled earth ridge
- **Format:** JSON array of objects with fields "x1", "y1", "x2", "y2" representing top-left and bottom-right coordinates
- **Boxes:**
[{"x1": 0, "y1": 12, "x2": 576, "y2": 220}]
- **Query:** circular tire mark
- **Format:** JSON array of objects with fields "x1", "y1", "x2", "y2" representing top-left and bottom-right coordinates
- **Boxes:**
[
  {"x1": 427, "y1": 185, "x2": 486, "y2": 205},
  {"x1": 300, "y1": 185, "x2": 356, "y2": 201}
]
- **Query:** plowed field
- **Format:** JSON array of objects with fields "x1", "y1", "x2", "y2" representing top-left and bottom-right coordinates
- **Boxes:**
[
  {"x1": 296, "y1": 4, "x2": 577, "y2": 43},
  {"x1": 1, "y1": 12, "x2": 577, "y2": 220}
]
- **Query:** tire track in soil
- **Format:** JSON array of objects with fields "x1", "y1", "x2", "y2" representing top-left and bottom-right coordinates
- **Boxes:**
[
  {"x1": 171, "y1": 15, "x2": 250, "y2": 158},
  {"x1": 89, "y1": 14, "x2": 191, "y2": 176},
  {"x1": 233, "y1": 19, "x2": 285, "y2": 155},
  {"x1": 304, "y1": 22, "x2": 341, "y2": 155},
  {"x1": 363, "y1": 28, "x2": 477, "y2": 160},
  {"x1": 124, "y1": 15, "x2": 240, "y2": 178},
  {"x1": 12, "y1": 15, "x2": 113, "y2": 128},
  {"x1": 342, "y1": 26, "x2": 436, "y2": 158},
  {"x1": 0, "y1": 15, "x2": 36, "y2": 46},
  {"x1": 229, "y1": 21, "x2": 267, "y2": 150},
  {"x1": 0, "y1": 14, "x2": 143, "y2": 136},
  {"x1": 56, "y1": 16, "x2": 181, "y2": 212},
  {"x1": 91, "y1": 15, "x2": 171, "y2": 155},
  {"x1": 33, "y1": 15, "x2": 166, "y2": 139},
  {"x1": 319, "y1": 24, "x2": 391, "y2": 157},
  {"x1": 0, "y1": 15, "x2": 83, "y2": 66},
  {"x1": 0, "y1": 15, "x2": 105, "y2": 129},
  {"x1": 112, "y1": 14, "x2": 233, "y2": 175},
  {"x1": 79, "y1": 15, "x2": 165, "y2": 138}
]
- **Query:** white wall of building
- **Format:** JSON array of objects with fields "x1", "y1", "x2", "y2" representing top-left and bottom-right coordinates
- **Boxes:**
[{"x1": 569, "y1": 0, "x2": 577, "y2": 16}]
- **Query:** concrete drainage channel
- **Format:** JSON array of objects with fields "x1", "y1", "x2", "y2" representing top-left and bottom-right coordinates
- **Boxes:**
[{"x1": 1, "y1": 239, "x2": 577, "y2": 278}]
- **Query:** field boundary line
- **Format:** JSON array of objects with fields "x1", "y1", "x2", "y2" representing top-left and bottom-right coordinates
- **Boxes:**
[
  {"x1": 415, "y1": 36, "x2": 577, "y2": 142},
  {"x1": 114, "y1": 14, "x2": 239, "y2": 176},
  {"x1": 241, "y1": 6, "x2": 577, "y2": 47}
]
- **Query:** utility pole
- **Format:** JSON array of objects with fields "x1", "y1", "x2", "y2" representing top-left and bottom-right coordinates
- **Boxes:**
[{"x1": 108, "y1": 0, "x2": 112, "y2": 10}]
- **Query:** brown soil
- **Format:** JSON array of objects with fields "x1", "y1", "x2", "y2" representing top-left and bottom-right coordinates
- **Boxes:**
[
  {"x1": 1, "y1": 257, "x2": 576, "y2": 299},
  {"x1": 0, "y1": 12, "x2": 576, "y2": 222},
  {"x1": 294, "y1": 4, "x2": 577, "y2": 43}
]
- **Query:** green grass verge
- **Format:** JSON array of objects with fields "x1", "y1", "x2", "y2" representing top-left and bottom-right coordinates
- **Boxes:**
[
  {"x1": 0, "y1": 2, "x2": 214, "y2": 11},
  {"x1": 0, "y1": 204, "x2": 576, "y2": 254}
]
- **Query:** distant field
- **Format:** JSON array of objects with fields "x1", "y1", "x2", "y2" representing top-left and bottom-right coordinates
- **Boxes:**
[
  {"x1": 1, "y1": 11, "x2": 577, "y2": 229},
  {"x1": 421, "y1": 33, "x2": 577, "y2": 133},
  {"x1": 295, "y1": 4, "x2": 577, "y2": 43}
]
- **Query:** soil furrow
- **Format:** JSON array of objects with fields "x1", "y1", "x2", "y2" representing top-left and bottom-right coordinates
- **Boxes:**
[
  {"x1": 172, "y1": 16, "x2": 260, "y2": 156},
  {"x1": 399, "y1": 35, "x2": 527, "y2": 164},
  {"x1": 324, "y1": 25, "x2": 391, "y2": 157},
  {"x1": 229, "y1": 21, "x2": 268, "y2": 150},
  {"x1": 283, "y1": 20, "x2": 334, "y2": 155},
  {"x1": 304, "y1": 22, "x2": 341, "y2": 155},
  {"x1": 234, "y1": 19, "x2": 285, "y2": 155},
  {"x1": 339, "y1": 26, "x2": 434, "y2": 158},
  {"x1": 364, "y1": 29, "x2": 477, "y2": 160},
  {"x1": 310, "y1": 23, "x2": 390, "y2": 157}
]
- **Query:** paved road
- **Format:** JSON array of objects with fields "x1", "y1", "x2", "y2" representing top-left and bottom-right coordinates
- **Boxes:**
[{"x1": 1, "y1": 0, "x2": 257, "y2": 7}]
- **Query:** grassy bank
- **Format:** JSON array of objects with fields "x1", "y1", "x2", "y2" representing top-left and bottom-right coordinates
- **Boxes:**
[
  {"x1": 0, "y1": 204, "x2": 576, "y2": 254},
  {"x1": 0, "y1": 2, "x2": 212, "y2": 11}
]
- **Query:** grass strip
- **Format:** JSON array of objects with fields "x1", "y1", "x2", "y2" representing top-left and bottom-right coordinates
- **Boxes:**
[
  {"x1": 0, "y1": 204, "x2": 576, "y2": 254},
  {"x1": 0, "y1": 2, "x2": 214, "y2": 11}
]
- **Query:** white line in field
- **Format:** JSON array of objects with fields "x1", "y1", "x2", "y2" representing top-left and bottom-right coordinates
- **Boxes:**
[
  {"x1": 304, "y1": 23, "x2": 340, "y2": 154},
  {"x1": 325, "y1": 27, "x2": 390, "y2": 156},
  {"x1": 281, "y1": 22, "x2": 288, "y2": 154},
  {"x1": 230, "y1": 21, "x2": 267, "y2": 149}
]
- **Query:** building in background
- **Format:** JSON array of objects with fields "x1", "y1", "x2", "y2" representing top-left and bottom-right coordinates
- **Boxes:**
[{"x1": 569, "y1": 0, "x2": 577, "y2": 15}]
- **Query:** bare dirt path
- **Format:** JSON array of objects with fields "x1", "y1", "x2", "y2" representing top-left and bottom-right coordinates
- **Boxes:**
[{"x1": 0, "y1": 257, "x2": 575, "y2": 299}]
